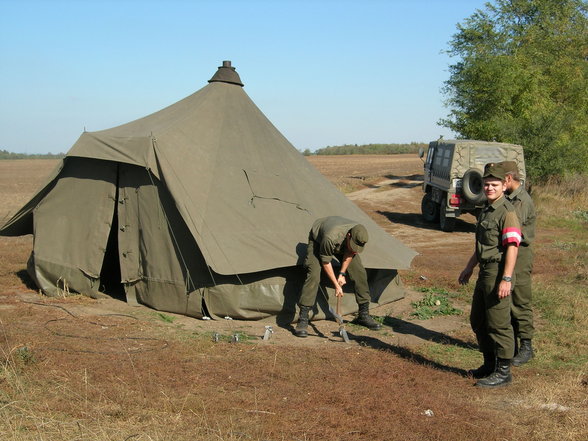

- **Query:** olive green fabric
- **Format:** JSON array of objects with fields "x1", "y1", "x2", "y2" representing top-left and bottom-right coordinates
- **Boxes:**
[
  {"x1": 27, "y1": 158, "x2": 117, "y2": 297},
  {"x1": 310, "y1": 216, "x2": 361, "y2": 264},
  {"x1": 471, "y1": 196, "x2": 520, "y2": 359},
  {"x1": 475, "y1": 197, "x2": 520, "y2": 265},
  {"x1": 298, "y1": 236, "x2": 371, "y2": 307},
  {"x1": 506, "y1": 185, "x2": 536, "y2": 339},
  {"x1": 507, "y1": 186, "x2": 535, "y2": 246},
  {"x1": 471, "y1": 262, "x2": 515, "y2": 359},
  {"x1": 1, "y1": 62, "x2": 416, "y2": 320}
]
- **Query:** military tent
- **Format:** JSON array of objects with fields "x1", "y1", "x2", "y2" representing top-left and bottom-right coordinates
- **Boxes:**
[{"x1": 0, "y1": 61, "x2": 417, "y2": 321}]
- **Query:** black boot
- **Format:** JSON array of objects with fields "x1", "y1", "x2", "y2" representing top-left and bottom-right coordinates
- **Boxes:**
[
  {"x1": 512, "y1": 339, "x2": 534, "y2": 366},
  {"x1": 475, "y1": 358, "x2": 512, "y2": 388},
  {"x1": 468, "y1": 352, "x2": 496, "y2": 379},
  {"x1": 353, "y1": 303, "x2": 382, "y2": 330},
  {"x1": 294, "y1": 305, "x2": 311, "y2": 338}
]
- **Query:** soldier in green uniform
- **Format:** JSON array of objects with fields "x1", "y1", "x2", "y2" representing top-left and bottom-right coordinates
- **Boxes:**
[
  {"x1": 295, "y1": 216, "x2": 382, "y2": 338},
  {"x1": 459, "y1": 163, "x2": 522, "y2": 387},
  {"x1": 499, "y1": 161, "x2": 536, "y2": 366}
]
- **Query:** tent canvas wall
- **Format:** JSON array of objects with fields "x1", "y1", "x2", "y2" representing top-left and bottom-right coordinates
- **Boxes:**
[{"x1": 1, "y1": 61, "x2": 417, "y2": 321}]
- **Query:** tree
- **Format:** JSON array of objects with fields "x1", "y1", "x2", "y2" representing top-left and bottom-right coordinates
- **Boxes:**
[{"x1": 440, "y1": 0, "x2": 588, "y2": 180}]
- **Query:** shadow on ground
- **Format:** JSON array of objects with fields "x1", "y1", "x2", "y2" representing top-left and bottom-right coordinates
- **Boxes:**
[
  {"x1": 377, "y1": 210, "x2": 477, "y2": 233},
  {"x1": 17, "y1": 269, "x2": 37, "y2": 290},
  {"x1": 353, "y1": 333, "x2": 471, "y2": 377},
  {"x1": 281, "y1": 312, "x2": 476, "y2": 378}
]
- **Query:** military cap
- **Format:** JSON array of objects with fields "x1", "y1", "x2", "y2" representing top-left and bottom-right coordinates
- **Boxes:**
[
  {"x1": 349, "y1": 224, "x2": 369, "y2": 253},
  {"x1": 483, "y1": 162, "x2": 506, "y2": 180},
  {"x1": 499, "y1": 161, "x2": 518, "y2": 175}
]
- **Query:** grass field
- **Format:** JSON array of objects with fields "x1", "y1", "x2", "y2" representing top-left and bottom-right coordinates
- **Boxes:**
[{"x1": 1, "y1": 157, "x2": 587, "y2": 440}]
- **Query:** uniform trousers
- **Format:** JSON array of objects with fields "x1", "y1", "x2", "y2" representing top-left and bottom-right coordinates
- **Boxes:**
[
  {"x1": 298, "y1": 238, "x2": 371, "y2": 307},
  {"x1": 511, "y1": 246, "x2": 534, "y2": 340},
  {"x1": 470, "y1": 262, "x2": 516, "y2": 359}
]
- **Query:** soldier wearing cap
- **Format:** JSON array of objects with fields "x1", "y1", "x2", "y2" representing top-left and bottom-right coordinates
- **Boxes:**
[
  {"x1": 295, "y1": 216, "x2": 382, "y2": 337},
  {"x1": 499, "y1": 161, "x2": 536, "y2": 366},
  {"x1": 459, "y1": 163, "x2": 522, "y2": 387}
]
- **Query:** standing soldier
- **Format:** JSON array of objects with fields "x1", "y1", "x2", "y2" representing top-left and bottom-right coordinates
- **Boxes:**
[
  {"x1": 499, "y1": 161, "x2": 536, "y2": 366},
  {"x1": 459, "y1": 163, "x2": 522, "y2": 387},
  {"x1": 295, "y1": 216, "x2": 382, "y2": 338}
]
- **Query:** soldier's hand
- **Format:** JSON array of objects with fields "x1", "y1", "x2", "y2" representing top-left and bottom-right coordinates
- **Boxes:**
[
  {"x1": 335, "y1": 285, "x2": 344, "y2": 297},
  {"x1": 458, "y1": 268, "x2": 472, "y2": 285},
  {"x1": 498, "y1": 281, "x2": 512, "y2": 299},
  {"x1": 337, "y1": 274, "x2": 346, "y2": 287}
]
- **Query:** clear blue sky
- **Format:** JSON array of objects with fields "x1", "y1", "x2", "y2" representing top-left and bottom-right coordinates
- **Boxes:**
[{"x1": 1, "y1": 0, "x2": 489, "y2": 154}]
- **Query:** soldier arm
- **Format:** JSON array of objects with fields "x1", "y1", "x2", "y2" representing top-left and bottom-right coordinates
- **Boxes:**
[
  {"x1": 498, "y1": 211, "x2": 522, "y2": 298},
  {"x1": 321, "y1": 261, "x2": 343, "y2": 297},
  {"x1": 459, "y1": 251, "x2": 478, "y2": 285},
  {"x1": 318, "y1": 238, "x2": 336, "y2": 262},
  {"x1": 498, "y1": 244, "x2": 518, "y2": 298},
  {"x1": 337, "y1": 246, "x2": 357, "y2": 287},
  {"x1": 520, "y1": 194, "x2": 536, "y2": 244}
]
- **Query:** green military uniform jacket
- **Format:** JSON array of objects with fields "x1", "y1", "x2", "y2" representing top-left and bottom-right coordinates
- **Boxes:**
[
  {"x1": 506, "y1": 182, "x2": 536, "y2": 339},
  {"x1": 475, "y1": 196, "x2": 521, "y2": 266},
  {"x1": 310, "y1": 216, "x2": 358, "y2": 264},
  {"x1": 506, "y1": 185, "x2": 536, "y2": 247},
  {"x1": 299, "y1": 216, "x2": 371, "y2": 307}
]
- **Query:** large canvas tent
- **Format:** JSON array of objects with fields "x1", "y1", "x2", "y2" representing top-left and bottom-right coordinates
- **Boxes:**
[{"x1": 1, "y1": 61, "x2": 417, "y2": 321}]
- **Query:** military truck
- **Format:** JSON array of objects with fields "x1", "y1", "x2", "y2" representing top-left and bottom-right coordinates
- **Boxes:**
[{"x1": 418, "y1": 139, "x2": 526, "y2": 232}]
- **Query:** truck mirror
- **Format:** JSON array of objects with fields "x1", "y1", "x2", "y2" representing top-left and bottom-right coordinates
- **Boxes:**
[{"x1": 418, "y1": 147, "x2": 425, "y2": 159}]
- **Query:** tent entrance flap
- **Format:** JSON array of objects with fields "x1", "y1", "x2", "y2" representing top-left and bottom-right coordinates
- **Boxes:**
[
  {"x1": 27, "y1": 157, "x2": 118, "y2": 298},
  {"x1": 99, "y1": 164, "x2": 125, "y2": 300},
  {"x1": 117, "y1": 164, "x2": 215, "y2": 315}
]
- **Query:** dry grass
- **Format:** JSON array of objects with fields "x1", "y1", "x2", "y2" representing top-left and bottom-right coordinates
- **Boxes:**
[
  {"x1": 533, "y1": 174, "x2": 588, "y2": 228},
  {"x1": 0, "y1": 310, "x2": 526, "y2": 441},
  {"x1": 0, "y1": 160, "x2": 59, "y2": 221},
  {"x1": 1, "y1": 158, "x2": 588, "y2": 440}
]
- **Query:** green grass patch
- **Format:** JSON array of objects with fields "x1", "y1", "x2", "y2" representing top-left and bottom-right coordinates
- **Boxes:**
[
  {"x1": 416, "y1": 341, "x2": 479, "y2": 371},
  {"x1": 532, "y1": 281, "x2": 588, "y2": 370},
  {"x1": 572, "y1": 209, "x2": 588, "y2": 223},
  {"x1": 155, "y1": 312, "x2": 176, "y2": 323},
  {"x1": 540, "y1": 215, "x2": 588, "y2": 231},
  {"x1": 410, "y1": 288, "x2": 463, "y2": 320}
]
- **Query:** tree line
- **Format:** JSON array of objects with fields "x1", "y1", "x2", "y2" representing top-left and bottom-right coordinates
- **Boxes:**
[
  {"x1": 0, "y1": 149, "x2": 65, "y2": 159},
  {"x1": 305, "y1": 143, "x2": 427, "y2": 156}
]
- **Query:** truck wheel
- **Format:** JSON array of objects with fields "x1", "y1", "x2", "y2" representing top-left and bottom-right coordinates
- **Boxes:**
[
  {"x1": 462, "y1": 168, "x2": 486, "y2": 204},
  {"x1": 421, "y1": 193, "x2": 440, "y2": 222},
  {"x1": 440, "y1": 205, "x2": 456, "y2": 232}
]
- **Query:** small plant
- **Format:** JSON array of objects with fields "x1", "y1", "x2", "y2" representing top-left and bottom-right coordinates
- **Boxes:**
[
  {"x1": 156, "y1": 312, "x2": 176, "y2": 323},
  {"x1": 14, "y1": 346, "x2": 36, "y2": 365},
  {"x1": 410, "y1": 288, "x2": 462, "y2": 320},
  {"x1": 572, "y1": 210, "x2": 588, "y2": 223},
  {"x1": 373, "y1": 315, "x2": 386, "y2": 324}
]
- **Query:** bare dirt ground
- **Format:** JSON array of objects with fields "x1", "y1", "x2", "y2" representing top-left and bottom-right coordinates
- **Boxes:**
[{"x1": 1, "y1": 157, "x2": 586, "y2": 441}]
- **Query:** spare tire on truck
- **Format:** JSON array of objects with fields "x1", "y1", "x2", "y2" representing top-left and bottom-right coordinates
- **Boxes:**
[{"x1": 462, "y1": 168, "x2": 486, "y2": 205}]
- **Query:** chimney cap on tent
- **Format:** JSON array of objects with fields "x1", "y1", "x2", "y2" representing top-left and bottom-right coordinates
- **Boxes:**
[{"x1": 208, "y1": 60, "x2": 244, "y2": 87}]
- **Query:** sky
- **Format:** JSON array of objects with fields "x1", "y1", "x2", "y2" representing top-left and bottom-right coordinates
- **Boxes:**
[{"x1": 0, "y1": 0, "x2": 490, "y2": 154}]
